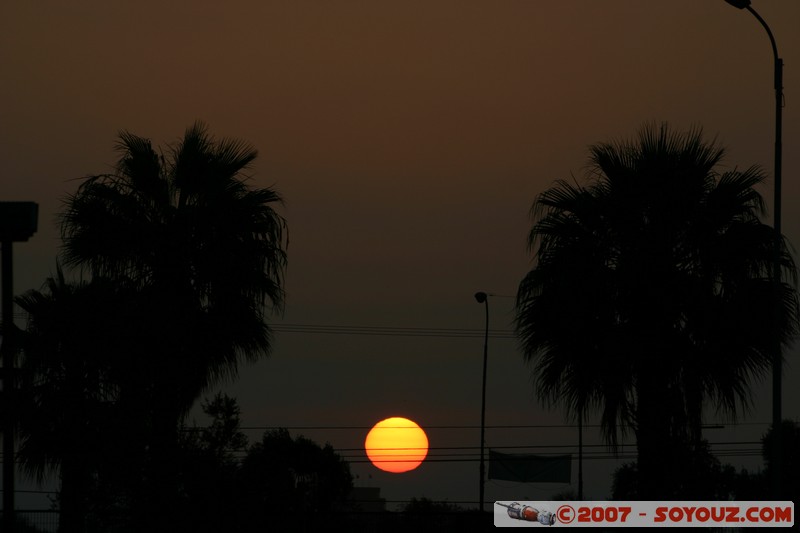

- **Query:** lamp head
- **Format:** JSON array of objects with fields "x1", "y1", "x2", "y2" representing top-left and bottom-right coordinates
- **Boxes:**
[
  {"x1": 724, "y1": 0, "x2": 751, "y2": 8},
  {"x1": 0, "y1": 202, "x2": 39, "y2": 242},
  {"x1": 474, "y1": 292, "x2": 487, "y2": 303}
]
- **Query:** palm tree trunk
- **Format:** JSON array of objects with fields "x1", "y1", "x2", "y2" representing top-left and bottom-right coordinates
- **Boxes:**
[
  {"x1": 635, "y1": 368, "x2": 682, "y2": 499},
  {"x1": 140, "y1": 381, "x2": 185, "y2": 533},
  {"x1": 59, "y1": 457, "x2": 88, "y2": 533}
]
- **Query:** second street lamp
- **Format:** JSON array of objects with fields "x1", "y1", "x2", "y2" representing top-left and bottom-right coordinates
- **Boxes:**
[{"x1": 474, "y1": 291, "x2": 489, "y2": 513}]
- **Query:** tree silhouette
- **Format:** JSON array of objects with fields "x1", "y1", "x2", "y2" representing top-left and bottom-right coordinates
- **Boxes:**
[
  {"x1": 57, "y1": 122, "x2": 287, "y2": 528},
  {"x1": 237, "y1": 429, "x2": 353, "y2": 532},
  {"x1": 515, "y1": 123, "x2": 798, "y2": 498},
  {"x1": 176, "y1": 393, "x2": 248, "y2": 533},
  {"x1": 762, "y1": 419, "x2": 800, "y2": 501},
  {"x1": 13, "y1": 268, "x2": 137, "y2": 533},
  {"x1": 61, "y1": 121, "x2": 286, "y2": 406},
  {"x1": 611, "y1": 440, "x2": 742, "y2": 500}
]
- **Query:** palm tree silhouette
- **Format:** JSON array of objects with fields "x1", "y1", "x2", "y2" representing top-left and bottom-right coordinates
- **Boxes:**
[
  {"x1": 58, "y1": 122, "x2": 287, "y2": 526},
  {"x1": 14, "y1": 269, "x2": 135, "y2": 533},
  {"x1": 515, "y1": 123, "x2": 798, "y2": 498}
]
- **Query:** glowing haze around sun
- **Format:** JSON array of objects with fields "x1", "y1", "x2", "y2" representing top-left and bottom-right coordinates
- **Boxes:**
[{"x1": 365, "y1": 417, "x2": 429, "y2": 473}]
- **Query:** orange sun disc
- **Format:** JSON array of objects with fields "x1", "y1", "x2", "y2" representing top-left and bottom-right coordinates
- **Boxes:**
[{"x1": 365, "y1": 417, "x2": 429, "y2": 473}]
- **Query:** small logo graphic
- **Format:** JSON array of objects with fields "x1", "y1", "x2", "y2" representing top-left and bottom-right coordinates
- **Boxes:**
[{"x1": 496, "y1": 502, "x2": 556, "y2": 525}]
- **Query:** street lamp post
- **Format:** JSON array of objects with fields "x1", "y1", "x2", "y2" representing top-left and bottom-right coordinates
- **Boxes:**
[
  {"x1": 723, "y1": 0, "x2": 784, "y2": 498},
  {"x1": 474, "y1": 291, "x2": 489, "y2": 513}
]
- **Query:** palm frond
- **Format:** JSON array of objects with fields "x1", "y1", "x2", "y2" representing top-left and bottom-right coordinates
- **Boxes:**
[
  {"x1": 57, "y1": 122, "x2": 289, "y2": 414},
  {"x1": 515, "y1": 122, "x2": 800, "y2": 450}
]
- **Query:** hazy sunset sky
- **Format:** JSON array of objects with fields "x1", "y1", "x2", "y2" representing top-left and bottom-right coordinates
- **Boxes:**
[{"x1": 2, "y1": 0, "x2": 799, "y2": 509}]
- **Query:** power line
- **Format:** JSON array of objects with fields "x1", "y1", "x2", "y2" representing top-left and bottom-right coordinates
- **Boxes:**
[
  {"x1": 0, "y1": 439, "x2": 766, "y2": 461},
  {"x1": 5, "y1": 314, "x2": 520, "y2": 339},
  {"x1": 233, "y1": 424, "x2": 583, "y2": 431},
  {"x1": 221, "y1": 421, "x2": 772, "y2": 431},
  {"x1": 270, "y1": 323, "x2": 516, "y2": 339}
]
